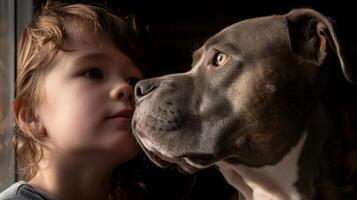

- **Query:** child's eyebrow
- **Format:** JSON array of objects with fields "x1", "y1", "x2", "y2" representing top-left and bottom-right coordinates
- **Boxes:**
[
  {"x1": 71, "y1": 53, "x2": 111, "y2": 67},
  {"x1": 73, "y1": 53, "x2": 110, "y2": 63}
]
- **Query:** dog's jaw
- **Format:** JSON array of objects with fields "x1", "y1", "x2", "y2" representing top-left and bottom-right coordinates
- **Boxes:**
[{"x1": 217, "y1": 132, "x2": 307, "y2": 200}]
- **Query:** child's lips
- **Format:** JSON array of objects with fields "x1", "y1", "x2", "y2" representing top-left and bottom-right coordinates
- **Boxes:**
[{"x1": 106, "y1": 108, "x2": 133, "y2": 120}]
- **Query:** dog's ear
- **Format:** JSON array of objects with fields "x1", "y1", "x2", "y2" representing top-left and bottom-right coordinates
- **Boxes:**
[{"x1": 286, "y1": 8, "x2": 356, "y2": 83}]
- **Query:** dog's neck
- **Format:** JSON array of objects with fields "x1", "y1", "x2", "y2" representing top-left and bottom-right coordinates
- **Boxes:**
[
  {"x1": 217, "y1": 132, "x2": 307, "y2": 200},
  {"x1": 216, "y1": 103, "x2": 332, "y2": 200}
]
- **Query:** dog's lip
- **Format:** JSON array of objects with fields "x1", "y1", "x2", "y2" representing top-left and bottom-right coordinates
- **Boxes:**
[
  {"x1": 145, "y1": 149, "x2": 171, "y2": 168},
  {"x1": 178, "y1": 153, "x2": 215, "y2": 166},
  {"x1": 179, "y1": 153, "x2": 214, "y2": 160},
  {"x1": 144, "y1": 149, "x2": 205, "y2": 173},
  {"x1": 106, "y1": 108, "x2": 133, "y2": 119},
  {"x1": 133, "y1": 134, "x2": 172, "y2": 168}
]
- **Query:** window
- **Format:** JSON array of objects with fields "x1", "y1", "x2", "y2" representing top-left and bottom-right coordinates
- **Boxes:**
[{"x1": 0, "y1": 0, "x2": 32, "y2": 191}]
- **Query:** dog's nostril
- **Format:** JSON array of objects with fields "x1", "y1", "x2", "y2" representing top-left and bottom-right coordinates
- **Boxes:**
[
  {"x1": 135, "y1": 83, "x2": 157, "y2": 99},
  {"x1": 135, "y1": 86, "x2": 144, "y2": 98}
]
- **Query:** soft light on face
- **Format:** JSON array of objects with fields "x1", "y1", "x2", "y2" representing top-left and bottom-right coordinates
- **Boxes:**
[{"x1": 37, "y1": 30, "x2": 142, "y2": 165}]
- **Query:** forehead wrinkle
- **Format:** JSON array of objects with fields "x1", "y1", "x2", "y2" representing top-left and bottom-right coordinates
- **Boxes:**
[
  {"x1": 191, "y1": 48, "x2": 205, "y2": 70},
  {"x1": 192, "y1": 48, "x2": 203, "y2": 68},
  {"x1": 214, "y1": 43, "x2": 240, "y2": 54}
]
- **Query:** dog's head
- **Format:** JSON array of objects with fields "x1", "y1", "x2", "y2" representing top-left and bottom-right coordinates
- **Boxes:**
[{"x1": 132, "y1": 9, "x2": 355, "y2": 173}]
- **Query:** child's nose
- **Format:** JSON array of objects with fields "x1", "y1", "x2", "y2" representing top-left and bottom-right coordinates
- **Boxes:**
[{"x1": 110, "y1": 83, "x2": 134, "y2": 102}]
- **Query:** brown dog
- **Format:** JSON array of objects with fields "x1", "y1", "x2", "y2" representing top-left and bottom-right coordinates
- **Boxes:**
[{"x1": 132, "y1": 9, "x2": 356, "y2": 199}]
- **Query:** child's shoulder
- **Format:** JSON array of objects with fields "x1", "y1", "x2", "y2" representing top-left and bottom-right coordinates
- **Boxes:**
[
  {"x1": 0, "y1": 181, "x2": 52, "y2": 200},
  {"x1": 0, "y1": 181, "x2": 28, "y2": 199}
]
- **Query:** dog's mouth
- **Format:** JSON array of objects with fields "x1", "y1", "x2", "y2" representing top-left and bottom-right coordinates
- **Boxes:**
[
  {"x1": 179, "y1": 153, "x2": 215, "y2": 167},
  {"x1": 142, "y1": 145, "x2": 216, "y2": 173},
  {"x1": 133, "y1": 125, "x2": 216, "y2": 172},
  {"x1": 144, "y1": 148, "x2": 172, "y2": 168}
]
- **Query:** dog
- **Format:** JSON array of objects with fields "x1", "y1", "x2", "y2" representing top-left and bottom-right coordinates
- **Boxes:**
[{"x1": 132, "y1": 8, "x2": 356, "y2": 200}]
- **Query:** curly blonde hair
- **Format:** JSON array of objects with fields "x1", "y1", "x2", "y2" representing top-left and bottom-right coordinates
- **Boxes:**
[{"x1": 14, "y1": 2, "x2": 146, "y2": 199}]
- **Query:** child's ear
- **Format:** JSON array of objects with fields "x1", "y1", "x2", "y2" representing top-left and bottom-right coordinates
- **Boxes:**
[{"x1": 13, "y1": 99, "x2": 46, "y2": 140}]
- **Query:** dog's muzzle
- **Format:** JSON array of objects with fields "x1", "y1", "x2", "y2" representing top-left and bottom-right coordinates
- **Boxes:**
[{"x1": 132, "y1": 76, "x2": 223, "y2": 172}]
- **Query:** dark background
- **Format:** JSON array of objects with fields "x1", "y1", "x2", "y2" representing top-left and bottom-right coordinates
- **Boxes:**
[
  {"x1": 32, "y1": 1, "x2": 357, "y2": 199},
  {"x1": 33, "y1": 0, "x2": 357, "y2": 78}
]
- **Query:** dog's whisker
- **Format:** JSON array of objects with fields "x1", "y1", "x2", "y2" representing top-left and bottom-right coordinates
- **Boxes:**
[{"x1": 181, "y1": 174, "x2": 197, "y2": 200}]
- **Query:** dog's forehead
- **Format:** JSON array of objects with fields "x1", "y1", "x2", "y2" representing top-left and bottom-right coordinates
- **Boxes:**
[{"x1": 204, "y1": 15, "x2": 289, "y2": 53}]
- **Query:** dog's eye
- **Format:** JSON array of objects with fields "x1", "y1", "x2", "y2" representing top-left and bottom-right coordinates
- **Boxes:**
[{"x1": 213, "y1": 52, "x2": 229, "y2": 66}]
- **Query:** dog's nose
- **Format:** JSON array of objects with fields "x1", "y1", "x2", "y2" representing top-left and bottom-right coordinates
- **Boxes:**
[{"x1": 135, "y1": 79, "x2": 158, "y2": 102}]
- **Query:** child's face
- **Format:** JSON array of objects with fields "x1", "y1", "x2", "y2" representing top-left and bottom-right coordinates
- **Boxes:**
[{"x1": 37, "y1": 28, "x2": 142, "y2": 164}]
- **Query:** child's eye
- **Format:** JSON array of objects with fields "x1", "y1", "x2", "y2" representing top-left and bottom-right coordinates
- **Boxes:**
[
  {"x1": 82, "y1": 68, "x2": 104, "y2": 80},
  {"x1": 127, "y1": 77, "x2": 141, "y2": 87}
]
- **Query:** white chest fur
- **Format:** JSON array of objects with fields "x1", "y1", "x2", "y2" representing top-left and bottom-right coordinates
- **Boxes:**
[{"x1": 217, "y1": 133, "x2": 307, "y2": 200}]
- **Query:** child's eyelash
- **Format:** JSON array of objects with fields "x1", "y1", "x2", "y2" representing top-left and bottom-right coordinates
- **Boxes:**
[
  {"x1": 77, "y1": 68, "x2": 141, "y2": 86},
  {"x1": 80, "y1": 67, "x2": 104, "y2": 80}
]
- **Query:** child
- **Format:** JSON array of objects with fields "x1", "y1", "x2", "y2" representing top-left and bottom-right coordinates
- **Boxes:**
[{"x1": 0, "y1": 2, "x2": 146, "y2": 200}]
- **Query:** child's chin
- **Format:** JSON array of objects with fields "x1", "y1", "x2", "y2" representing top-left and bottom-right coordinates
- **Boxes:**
[{"x1": 113, "y1": 140, "x2": 139, "y2": 158}]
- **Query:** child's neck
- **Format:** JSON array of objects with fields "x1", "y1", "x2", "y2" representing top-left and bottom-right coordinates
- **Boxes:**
[{"x1": 29, "y1": 153, "x2": 115, "y2": 200}]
